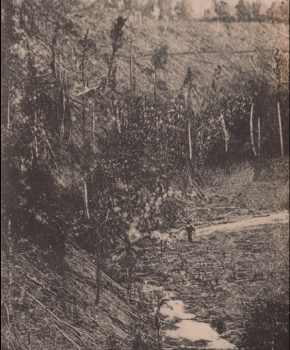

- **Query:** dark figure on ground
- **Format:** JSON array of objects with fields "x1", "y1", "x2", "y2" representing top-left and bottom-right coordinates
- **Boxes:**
[{"x1": 186, "y1": 225, "x2": 195, "y2": 243}]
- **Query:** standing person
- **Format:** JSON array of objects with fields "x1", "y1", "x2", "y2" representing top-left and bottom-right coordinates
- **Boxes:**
[{"x1": 186, "y1": 224, "x2": 195, "y2": 243}]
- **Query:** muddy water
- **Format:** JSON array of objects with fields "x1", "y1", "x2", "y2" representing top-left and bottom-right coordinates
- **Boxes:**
[
  {"x1": 166, "y1": 320, "x2": 236, "y2": 349},
  {"x1": 159, "y1": 295, "x2": 237, "y2": 349}
]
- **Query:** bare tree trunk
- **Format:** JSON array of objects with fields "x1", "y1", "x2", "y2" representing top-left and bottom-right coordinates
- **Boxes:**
[
  {"x1": 129, "y1": 268, "x2": 132, "y2": 301},
  {"x1": 7, "y1": 93, "x2": 10, "y2": 129},
  {"x1": 139, "y1": 281, "x2": 143, "y2": 309},
  {"x1": 119, "y1": 104, "x2": 123, "y2": 131},
  {"x1": 81, "y1": 30, "x2": 89, "y2": 145},
  {"x1": 84, "y1": 181, "x2": 90, "y2": 219},
  {"x1": 59, "y1": 47, "x2": 65, "y2": 137},
  {"x1": 65, "y1": 57, "x2": 68, "y2": 86},
  {"x1": 127, "y1": 268, "x2": 131, "y2": 302},
  {"x1": 33, "y1": 88, "x2": 38, "y2": 166},
  {"x1": 71, "y1": 296, "x2": 74, "y2": 320},
  {"x1": 92, "y1": 99, "x2": 95, "y2": 147},
  {"x1": 82, "y1": 97, "x2": 85, "y2": 144},
  {"x1": 188, "y1": 115, "x2": 192, "y2": 160},
  {"x1": 277, "y1": 101, "x2": 284, "y2": 157},
  {"x1": 157, "y1": 328, "x2": 160, "y2": 350},
  {"x1": 95, "y1": 232, "x2": 100, "y2": 305},
  {"x1": 271, "y1": 318, "x2": 275, "y2": 350},
  {"x1": 154, "y1": 58, "x2": 157, "y2": 103},
  {"x1": 8, "y1": 243, "x2": 13, "y2": 314},
  {"x1": 273, "y1": 318, "x2": 276, "y2": 350},
  {"x1": 123, "y1": 107, "x2": 127, "y2": 129},
  {"x1": 116, "y1": 105, "x2": 121, "y2": 133},
  {"x1": 59, "y1": 52, "x2": 62, "y2": 82},
  {"x1": 250, "y1": 104, "x2": 257, "y2": 156},
  {"x1": 34, "y1": 87, "x2": 37, "y2": 126},
  {"x1": 158, "y1": 0, "x2": 164, "y2": 20},
  {"x1": 130, "y1": 30, "x2": 133, "y2": 92},
  {"x1": 54, "y1": 41, "x2": 57, "y2": 80},
  {"x1": 257, "y1": 116, "x2": 261, "y2": 152},
  {"x1": 155, "y1": 310, "x2": 162, "y2": 350},
  {"x1": 61, "y1": 89, "x2": 65, "y2": 137},
  {"x1": 220, "y1": 113, "x2": 228, "y2": 152},
  {"x1": 28, "y1": 331, "x2": 31, "y2": 350},
  {"x1": 187, "y1": 87, "x2": 192, "y2": 160}
]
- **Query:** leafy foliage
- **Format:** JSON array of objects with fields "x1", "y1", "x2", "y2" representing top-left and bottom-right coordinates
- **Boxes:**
[
  {"x1": 235, "y1": 0, "x2": 253, "y2": 22},
  {"x1": 174, "y1": 0, "x2": 194, "y2": 20},
  {"x1": 214, "y1": 1, "x2": 229, "y2": 20},
  {"x1": 266, "y1": 0, "x2": 290, "y2": 23}
]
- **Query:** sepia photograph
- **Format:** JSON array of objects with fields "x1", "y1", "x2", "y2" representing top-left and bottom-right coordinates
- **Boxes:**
[{"x1": 1, "y1": 0, "x2": 289, "y2": 349}]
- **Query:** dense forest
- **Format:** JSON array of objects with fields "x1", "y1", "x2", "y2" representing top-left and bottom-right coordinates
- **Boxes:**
[{"x1": 1, "y1": 0, "x2": 289, "y2": 349}]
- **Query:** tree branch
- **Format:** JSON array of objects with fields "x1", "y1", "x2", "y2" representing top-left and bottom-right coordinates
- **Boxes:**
[{"x1": 53, "y1": 324, "x2": 81, "y2": 350}]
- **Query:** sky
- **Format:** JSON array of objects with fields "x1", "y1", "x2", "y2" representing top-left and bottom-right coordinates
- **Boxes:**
[
  {"x1": 81, "y1": 0, "x2": 284, "y2": 18},
  {"x1": 188, "y1": 0, "x2": 282, "y2": 18}
]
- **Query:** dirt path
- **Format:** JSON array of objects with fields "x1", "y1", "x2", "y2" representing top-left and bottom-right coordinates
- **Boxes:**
[
  {"x1": 156, "y1": 210, "x2": 289, "y2": 242},
  {"x1": 196, "y1": 210, "x2": 289, "y2": 237}
]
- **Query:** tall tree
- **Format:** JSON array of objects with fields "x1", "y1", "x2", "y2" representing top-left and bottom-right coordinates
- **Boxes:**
[
  {"x1": 174, "y1": 0, "x2": 194, "y2": 20},
  {"x1": 1, "y1": 0, "x2": 20, "y2": 129},
  {"x1": 108, "y1": 16, "x2": 127, "y2": 86},
  {"x1": 115, "y1": 232, "x2": 145, "y2": 301},
  {"x1": 151, "y1": 45, "x2": 168, "y2": 103},
  {"x1": 274, "y1": 48, "x2": 285, "y2": 157},
  {"x1": 235, "y1": 0, "x2": 252, "y2": 21},
  {"x1": 214, "y1": 0, "x2": 229, "y2": 20},
  {"x1": 251, "y1": 0, "x2": 262, "y2": 21},
  {"x1": 158, "y1": 0, "x2": 165, "y2": 19},
  {"x1": 266, "y1": 0, "x2": 289, "y2": 23},
  {"x1": 250, "y1": 104, "x2": 257, "y2": 156},
  {"x1": 182, "y1": 67, "x2": 196, "y2": 161}
]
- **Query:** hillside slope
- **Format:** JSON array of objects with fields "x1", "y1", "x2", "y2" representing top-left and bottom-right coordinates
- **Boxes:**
[
  {"x1": 1, "y1": 239, "x2": 155, "y2": 349},
  {"x1": 69, "y1": 6, "x2": 289, "y2": 102}
]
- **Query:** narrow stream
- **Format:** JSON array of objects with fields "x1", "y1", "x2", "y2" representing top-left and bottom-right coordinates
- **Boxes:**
[
  {"x1": 145, "y1": 287, "x2": 237, "y2": 349},
  {"x1": 159, "y1": 293, "x2": 237, "y2": 349}
]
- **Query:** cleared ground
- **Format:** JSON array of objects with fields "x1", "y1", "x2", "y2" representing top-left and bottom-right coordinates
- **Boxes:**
[{"x1": 131, "y1": 212, "x2": 289, "y2": 349}]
